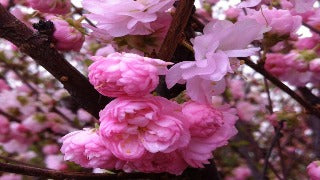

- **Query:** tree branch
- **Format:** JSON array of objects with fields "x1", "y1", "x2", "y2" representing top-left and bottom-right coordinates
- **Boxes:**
[
  {"x1": 262, "y1": 121, "x2": 284, "y2": 179},
  {"x1": 0, "y1": 161, "x2": 173, "y2": 179},
  {"x1": 240, "y1": 57, "x2": 320, "y2": 119},
  {"x1": 303, "y1": 22, "x2": 320, "y2": 36},
  {"x1": 157, "y1": 0, "x2": 195, "y2": 61},
  {"x1": 0, "y1": 4, "x2": 112, "y2": 119}
]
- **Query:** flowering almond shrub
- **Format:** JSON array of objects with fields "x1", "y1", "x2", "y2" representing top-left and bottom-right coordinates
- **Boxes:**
[{"x1": 0, "y1": 0, "x2": 319, "y2": 179}]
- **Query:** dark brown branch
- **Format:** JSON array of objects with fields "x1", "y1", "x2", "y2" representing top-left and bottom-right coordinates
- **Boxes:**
[
  {"x1": 0, "y1": 161, "x2": 172, "y2": 179},
  {"x1": 240, "y1": 57, "x2": 320, "y2": 119},
  {"x1": 0, "y1": 4, "x2": 112, "y2": 119},
  {"x1": 262, "y1": 121, "x2": 284, "y2": 179},
  {"x1": 157, "y1": 0, "x2": 195, "y2": 61},
  {"x1": 303, "y1": 22, "x2": 320, "y2": 36},
  {"x1": 298, "y1": 87, "x2": 320, "y2": 159}
]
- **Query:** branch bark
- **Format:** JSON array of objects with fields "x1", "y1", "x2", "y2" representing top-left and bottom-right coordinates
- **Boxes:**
[
  {"x1": 0, "y1": 4, "x2": 112, "y2": 119},
  {"x1": 157, "y1": 0, "x2": 195, "y2": 61},
  {"x1": 0, "y1": 161, "x2": 173, "y2": 180}
]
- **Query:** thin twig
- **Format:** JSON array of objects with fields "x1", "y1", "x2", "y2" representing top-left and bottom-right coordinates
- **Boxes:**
[
  {"x1": 240, "y1": 57, "x2": 320, "y2": 119},
  {"x1": 303, "y1": 22, "x2": 320, "y2": 36},
  {"x1": 0, "y1": 161, "x2": 170, "y2": 179},
  {"x1": 262, "y1": 121, "x2": 284, "y2": 179}
]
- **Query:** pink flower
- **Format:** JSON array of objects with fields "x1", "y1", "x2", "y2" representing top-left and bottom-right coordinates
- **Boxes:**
[
  {"x1": 26, "y1": 0, "x2": 71, "y2": 15},
  {"x1": 0, "y1": 174, "x2": 22, "y2": 180},
  {"x1": 236, "y1": 101, "x2": 258, "y2": 122},
  {"x1": 307, "y1": 161, "x2": 320, "y2": 180},
  {"x1": 310, "y1": 59, "x2": 320, "y2": 72},
  {"x1": 265, "y1": 53, "x2": 294, "y2": 76},
  {"x1": 295, "y1": 35, "x2": 320, "y2": 53},
  {"x1": 82, "y1": 0, "x2": 174, "y2": 37},
  {"x1": 181, "y1": 101, "x2": 238, "y2": 168},
  {"x1": 45, "y1": 155, "x2": 67, "y2": 170},
  {"x1": 60, "y1": 129, "x2": 117, "y2": 169},
  {"x1": 128, "y1": 151, "x2": 188, "y2": 175},
  {"x1": 88, "y1": 52, "x2": 171, "y2": 97},
  {"x1": 77, "y1": 109, "x2": 92, "y2": 123},
  {"x1": 290, "y1": 0, "x2": 316, "y2": 13},
  {"x1": 166, "y1": 19, "x2": 266, "y2": 104},
  {"x1": 229, "y1": 79, "x2": 245, "y2": 100},
  {"x1": 265, "y1": 52, "x2": 312, "y2": 86},
  {"x1": 50, "y1": 17, "x2": 85, "y2": 52},
  {"x1": 42, "y1": 144, "x2": 60, "y2": 155},
  {"x1": 84, "y1": 132, "x2": 118, "y2": 169},
  {"x1": 245, "y1": 6, "x2": 302, "y2": 37},
  {"x1": 99, "y1": 96, "x2": 190, "y2": 160},
  {"x1": 233, "y1": 166, "x2": 252, "y2": 180},
  {"x1": 22, "y1": 113, "x2": 49, "y2": 133},
  {"x1": 0, "y1": 0, "x2": 9, "y2": 8}
]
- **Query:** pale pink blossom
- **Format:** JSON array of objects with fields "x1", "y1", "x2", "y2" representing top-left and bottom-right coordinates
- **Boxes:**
[
  {"x1": 50, "y1": 17, "x2": 85, "y2": 52},
  {"x1": 22, "y1": 113, "x2": 49, "y2": 133},
  {"x1": 295, "y1": 35, "x2": 320, "y2": 54},
  {"x1": 45, "y1": 155, "x2": 67, "y2": 170},
  {"x1": 0, "y1": 0, "x2": 9, "y2": 8},
  {"x1": 265, "y1": 52, "x2": 312, "y2": 86},
  {"x1": 82, "y1": 0, "x2": 174, "y2": 37},
  {"x1": 236, "y1": 101, "x2": 258, "y2": 122},
  {"x1": 264, "y1": 53, "x2": 293, "y2": 76},
  {"x1": 99, "y1": 96, "x2": 190, "y2": 160},
  {"x1": 61, "y1": 129, "x2": 117, "y2": 169},
  {"x1": 166, "y1": 19, "x2": 267, "y2": 104},
  {"x1": 181, "y1": 101, "x2": 238, "y2": 168},
  {"x1": 77, "y1": 109, "x2": 92, "y2": 123},
  {"x1": 2, "y1": 139, "x2": 30, "y2": 153},
  {"x1": 42, "y1": 144, "x2": 60, "y2": 155},
  {"x1": 84, "y1": 133, "x2": 118, "y2": 169},
  {"x1": 233, "y1": 166, "x2": 252, "y2": 180},
  {"x1": 229, "y1": 79, "x2": 245, "y2": 100},
  {"x1": 88, "y1": 52, "x2": 171, "y2": 97},
  {"x1": 26, "y1": 0, "x2": 71, "y2": 15},
  {"x1": 307, "y1": 161, "x2": 320, "y2": 180},
  {"x1": 245, "y1": 6, "x2": 302, "y2": 37},
  {"x1": 290, "y1": 0, "x2": 316, "y2": 13},
  {"x1": 310, "y1": 59, "x2": 320, "y2": 72},
  {"x1": 0, "y1": 174, "x2": 22, "y2": 180}
]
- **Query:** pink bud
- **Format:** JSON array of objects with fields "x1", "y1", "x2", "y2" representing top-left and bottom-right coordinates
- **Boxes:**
[{"x1": 51, "y1": 17, "x2": 85, "y2": 52}]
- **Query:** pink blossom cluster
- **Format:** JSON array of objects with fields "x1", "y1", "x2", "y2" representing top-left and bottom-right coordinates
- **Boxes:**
[
  {"x1": 88, "y1": 52, "x2": 171, "y2": 97},
  {"x1": 166, "y1": 19, "x2": 268, "y2": 104},
  {"x1": 82, "y1": 0, "x2": 174, "y2": 37},
  {"x1": 61, "y1": 52, "x2": 239, "y2": 174},
  {"x1": 244, "y1": 6, "x2": 302, "y2": 38},
  {"x1": 264, "y1": 51, "x2": 320, "y2": 86}
]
